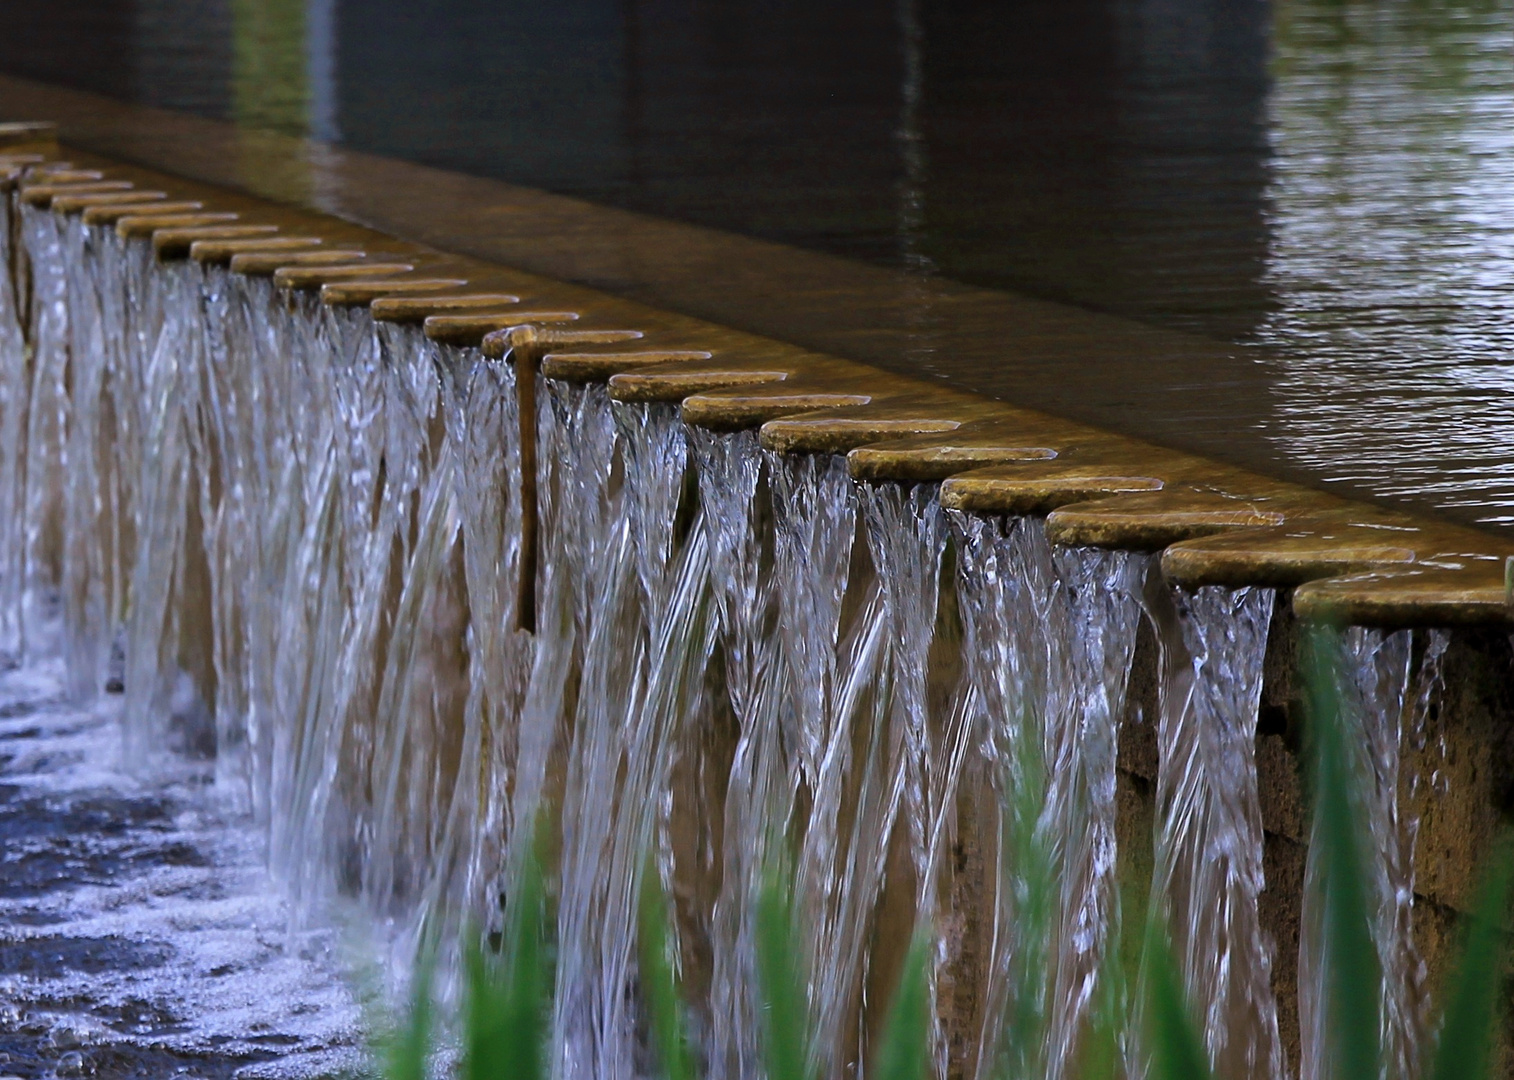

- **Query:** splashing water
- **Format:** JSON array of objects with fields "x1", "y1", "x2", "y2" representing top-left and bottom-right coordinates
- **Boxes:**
[
  {"x1": 0, "y1": 171, "x2": 1470, "y2": 1080},
  {"x1": 1145, "y1": 583, "x2": 1284, "y2": 1080},
  {"x1": 0, "y1": 653, "x2": 365, "y2": 1078},
  {"x1": 1299, "y1": 628, "x2": 1448, "y2": 1080},
  {"x1": 952, "y1": 514, "x2": 1146, "y2": 1080}
]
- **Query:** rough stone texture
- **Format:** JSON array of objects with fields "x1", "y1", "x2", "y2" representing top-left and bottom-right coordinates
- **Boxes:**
[
  {"x1": 1261, "y1": 832, "x2": 1306, "y2": 1074},
  {"x1": 1407, "y1": 631, "x2": 1514, "y2": 912},
  {"x1": 940, "y1": 758, "x2": 997, "y2": 1080},
  {"x1": 1109, "y1": 591, "x2": 1514, "y2": 1076}
]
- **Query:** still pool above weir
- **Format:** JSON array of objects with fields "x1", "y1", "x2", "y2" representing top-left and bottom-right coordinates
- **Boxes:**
[{"x1": 3, "y1": 0, "x2": 1514, "y2": 529}]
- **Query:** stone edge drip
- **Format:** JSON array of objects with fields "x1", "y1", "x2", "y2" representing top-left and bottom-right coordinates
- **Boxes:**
[{"x1": 4, "y1": 120, "x2": 1511, "y2": 633}]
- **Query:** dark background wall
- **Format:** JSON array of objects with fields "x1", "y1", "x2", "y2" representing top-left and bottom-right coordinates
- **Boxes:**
[{"x1": 0, "y1": 0, "x2": 1274, "y2": 341}]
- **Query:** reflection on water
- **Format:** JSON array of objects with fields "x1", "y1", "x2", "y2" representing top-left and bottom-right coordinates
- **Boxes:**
[
  {"x1": 0, "y1": 0, "x2": 1277, "y2": 339},
  {"x1": 231, "y1": 0, "x2": 312, "y2": 137},
  {"x1": 1260, "y1": 0, "x2": 1514, "y2": 525},
  {"x1": 4, "y1": 0, "x2": 1514, "y2": 523}
]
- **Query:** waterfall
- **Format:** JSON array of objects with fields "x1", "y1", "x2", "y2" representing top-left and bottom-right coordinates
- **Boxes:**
[
  {"x1": 861, "y1": 480, "x2": 949, "y2": 1072},
  {"x1": 20, "y1": 202, "x2": 69, "y2": 662},
  {"x1": 552, "y1": 387, "x2": 716, "y2": 1080},
  {"x1": 771, "y1": 452, "x2": 892, "y2": 1080},
  {"x1": 1146, "y1": 583, "x2": 1284, "y2": 1080},
  {"x1": 695, "y1": 453, "x2": 952, "y2": 1080},
  {"x1": 258, "y1": 287, "x2": 353, "y2": 906},
  {"x1": 0, "y1": 174, "x2": 1472, "y2": 1080},
  {"x1": 952, "y1": 513, "x2": 1146, "y2": 1080},
  {"x1": 121, "y1": 258, "x2": 217, "y2": 764},
  {"x1": 438, "y1": 333, "x2": 529, "y2": 925},
  {"x1": 59, "y1": 212, "x2": 113, "y2": 701},
  {"x1": 1298, "y1": 628, "x2": 1447, "y2": 1080},
  {"x1": 696, "y1": 427, "x2": 784, "y2": 1080},
  {"x1": 0, "y1": 181, "x2": 27, "y2": 661}
]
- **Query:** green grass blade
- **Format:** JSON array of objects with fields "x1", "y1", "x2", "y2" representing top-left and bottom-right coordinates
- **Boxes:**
[
  {"x1": 461, "y1": 942, "x2": 509, "y2": 1080},
  {"x1": 1078, "y1": 906, "x2": 1130, "y2": 1080},
  {"x1": 1427, "y1": 834, "x2": 1514, "y2": 1080},
  {"x1": 997, "y1": 712, "x2": 1053, "y2": 1080},
  {"x1": 463, "y1": 828, "x2": 551, "y2": 1080},
  {"x1": 874, "y1": 933, "x2": 931, "y2": 1080},
  {"x1": 1303, "y1": 627, "x2": 1382, "y2": 1080},
  {"x1": 382, "y1": 958, "x2": 433, "y2": 1080},
  {"x1": 512, "y1": 844, "x2": 550, "y2": 1075},
  {"x1": 1142, "y1": 916, "x2": 1213, "y2": 1080},
  {"x1": 755, "y1": 864, "x2": 813, "y2": 1080},
  {"x1": 638, "y1": 855, "x2": 696, "y2": 1080}
]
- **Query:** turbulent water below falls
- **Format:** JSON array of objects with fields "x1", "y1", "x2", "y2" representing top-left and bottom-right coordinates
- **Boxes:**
[
  {"x1": 0, "y1": 180, "x2": 1460, "y2": 1080},
  {"x1": 0, "y1": 639, "x2": 363, "y2": 1079}
]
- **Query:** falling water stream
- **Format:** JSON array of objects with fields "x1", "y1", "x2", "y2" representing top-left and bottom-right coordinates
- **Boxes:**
[
  {"x1": 1146, "y1": 585, "x2": 1284, "y2": 1080},
  {"x1": 0, "y1": 172, "x2": 1462, "y2": 1080},
  {"x1": 952, "y1": 514, "x2": 1147, "y2": 1080},
  {"x1": 1298, "y1": 628, "x2": 1448, "y2": 1080}
]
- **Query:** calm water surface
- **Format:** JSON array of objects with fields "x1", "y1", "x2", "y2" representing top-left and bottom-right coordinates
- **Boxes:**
[
  {"x1": 1, "y1": 0, "x2": 1513, "y2": 524},
  {"x1": 1260, "y1": 2, "x2": 1514, "y2": 523}
]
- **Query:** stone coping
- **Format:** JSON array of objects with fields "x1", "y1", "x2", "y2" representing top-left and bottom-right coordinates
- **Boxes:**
[{"x1": 3, "y1": 133, "x2": 1512, "y2": 630}]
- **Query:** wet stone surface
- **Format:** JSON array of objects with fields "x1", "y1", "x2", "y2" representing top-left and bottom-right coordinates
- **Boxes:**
[{"x1": 0, "y1": 661, "x2": 365, "y2": 1079}]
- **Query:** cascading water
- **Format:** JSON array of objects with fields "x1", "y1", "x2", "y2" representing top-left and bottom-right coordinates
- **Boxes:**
[
  {"x1": 1298, "y1": 627, "x2": 1447, "y2": 1080},
  {"x1": 695, "y1": 455, "x2": 946, "y2": 1080},
  {"x1": 427, "y1": 334, "x2": 528, "y2": 927},
  {"x1": 951, "y1": 513, "x2": 1146, "y2": 1080},
  {"x1": 0, "y1": 180, "x2": 27, "y2": 661},
  {"x1": 771, "y1": 452, "x2": 897, "y2": 1080},
  {"x1": 860, "y1": 481, "x2": 948, "y2": 1066},
  {"x1": 1146, "y1": 583, "x2": 1284, "y2": 1080},
  {"x1": 59, "y1": 212, "x2": 114, "y2": 702},
  {"x1": 19, "y1": 202, "x2": 69, "y2": 662},
  {"x1": 120, "y1": 256, "x2": 217, "y2": 766},
  {"x1": 0, "y1": 164, "x2": 1469, "y2": 1080},
  {"x1": 550, "y1": 384, "x2": 718, "y2": 1080},
  {"x1": 695, "y1": 426, "x2": 784, "y2": 1080}
]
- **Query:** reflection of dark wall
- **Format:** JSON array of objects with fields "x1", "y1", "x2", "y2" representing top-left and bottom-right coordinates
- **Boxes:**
[
  {"x1": 0, "y1": 0, "x2": 137, "y2": 101},
  {"x1": 616, "y1": 0, "x2": 906, "y2": 263},
  {"x1": 335, "y1": 0, "x2": 1269, "y2": 336},
  {"x1": 919, "y1": 0, "x2": 1273, "y2": 338},
  {"x1": 334, "y1": 0, "x2": 906, "y2": 262},
  {"x1": 134, "y1": 0, "x2": 233, "y2": 119},
  {"x1": 1112, "y1": 0, "x2": 1274, "y2": 339},
  {"x1": 335, "y1": 0, "x2": 629, "y2": 193},
  {"x1": 0, "y1": 0, "x2": 1275, "y2": 342}
]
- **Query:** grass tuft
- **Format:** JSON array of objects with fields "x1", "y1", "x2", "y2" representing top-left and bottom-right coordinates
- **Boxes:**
[
  {"x1": 638, "y1": 854, "x2": 697, "y2": 1080},
  {"x1": 755, "y1": 861, "x2": 815, "y2": 1080},
  {"x1": 1303, "y1": 626, "x2": 1382, "y2": 1080},
  {"x1": 1142, "y1": 914, "x2": 1214, "y2": 1080},
  {"x1": 380, "y1": 957, "x2": 433, "y2": 1080},
  {"x1": 996, "y1": 710, "x2": 1055, "y2": 1080},
  {"x1": 367, "y1": 626, "x2": 1514, "y2": 1080},
  {"x1": 461, "y1": 828, "x2": 551, "y2": 1080},
  {"x1": 1427, "y1": 835, "x2": 1514, "y2": 1080},
  {"x1": 875, "y1": 934, "x2": 932, "y2": 1080}
]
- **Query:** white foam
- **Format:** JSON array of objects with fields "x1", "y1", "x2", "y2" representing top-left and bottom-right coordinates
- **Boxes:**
[{"x1": 0, "y1": 660, "x2": 367, "y2": 1079}]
